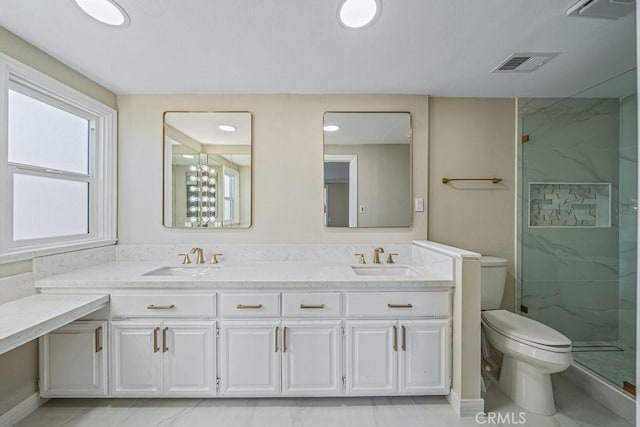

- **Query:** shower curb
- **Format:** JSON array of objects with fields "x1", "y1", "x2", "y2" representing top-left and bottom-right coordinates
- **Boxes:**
[{"x1": 560, "y1": 363, "x2": 634, "y2": 424}]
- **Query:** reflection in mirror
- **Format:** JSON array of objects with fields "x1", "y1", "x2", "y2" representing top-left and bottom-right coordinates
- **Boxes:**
[
  {"x1": 323, "y1": 112, "x2": 412, "y2": 228},
  {"x1": 163, "y1": 112, "x2": 252, "y2": 228}
]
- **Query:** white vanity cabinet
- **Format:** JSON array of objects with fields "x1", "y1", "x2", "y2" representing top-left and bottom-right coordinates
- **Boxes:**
[
  {"x1": 109, "y1": 293, "x2": 216, "y2": 397},
  {"x1": 111, "y1": 320, "x2": 162, "y2": 395},
  {"x1": 218, "y1": 292, "x2": 342, "y2": 397},
  {"x1": 219, "y1": 320, "x2": 342, "y2": 397},
  {"x1": 38, "y1": 287, "x2": 451, "y2": 400},
  {"x1": 346, "y1": 321, "x2": 396, "y2": 394},
  {"x1": 39, "y1": 320, "x2": 108, "y2": 397},
  {"x1": 345, "y1": 291, "x2": 451, "y2": 396},
  {"x1": 219, "y1": 321, "x2": 281, "y2": 395},
  {"x1": 281, "y1": 320, "x2": 341, "y2": 396},
  {"x1": 399, "y1": 319, "x2": 450, "y2": 394},
  {"x1": 111, "y1": 320, "x2": 215, "y2": 397},
  {"x1": 346, "y1": 319, "x2": 450, "y2": 395}
]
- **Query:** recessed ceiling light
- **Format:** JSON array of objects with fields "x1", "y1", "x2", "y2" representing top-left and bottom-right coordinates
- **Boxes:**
[
  {"x1": 323, "y1": 124, "x2": 341, "y2": 132},
  {"x1": 218, "y1": 124, "x2": 237, "y2": 132},
  {"x1": 337, "y1": 0, "x2": 381, "y2": 29},
  {"x1": 182, "y1": 154, "x2": 194, "y2": 159},
  {"x1": 74, "y1": 0, "x2": 130, "y2": 27}
]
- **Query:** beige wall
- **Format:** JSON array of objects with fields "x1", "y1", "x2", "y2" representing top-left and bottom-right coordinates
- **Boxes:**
[
  {"x1": 0, "y1": 343, "x2": 38, "y2": 415},
  {"x1": 0, "y1": 27, "x2": 117, "y2": 417},
  {"x1": 118, "y1": 94, "x2": 429, "y2": 244},
  {"x1": 429, "y1": 97, "x2": 516, "y2": 310}
]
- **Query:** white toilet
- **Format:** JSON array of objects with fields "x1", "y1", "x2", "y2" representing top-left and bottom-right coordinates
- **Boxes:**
[{"x1": 480, "y1": 256, "x2": 573, "y2": 415}]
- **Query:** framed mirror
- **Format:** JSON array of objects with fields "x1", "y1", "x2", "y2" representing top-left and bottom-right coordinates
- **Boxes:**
[
  {"x1": 163, "y1": 112, "x2": 252, "y2": 228},
  {"x1": 323, "y1": 112, "x2": 412, "y2": 228}
]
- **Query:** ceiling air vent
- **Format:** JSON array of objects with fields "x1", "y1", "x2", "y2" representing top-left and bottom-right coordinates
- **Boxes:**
[
  {"x1": 492, "y1": 53, "x2": 559, "y2": 73},
  {"x1": 567, "y1": 0, "x2": 635, "y2": 19}
]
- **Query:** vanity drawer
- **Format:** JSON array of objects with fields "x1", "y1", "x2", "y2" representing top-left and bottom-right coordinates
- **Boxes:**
[
  {"x1": 345, "y1": 291, "x2": 450, "y2": 318},
  {"x1": 282, "y1": 292, "x2": 341, "y2": 317},
  {"x1": 219, "y1": 293, "x2": 280, "y2": 318},
  {"x1": 110, "y1": 294, "x2": 215, "y2": 318}
]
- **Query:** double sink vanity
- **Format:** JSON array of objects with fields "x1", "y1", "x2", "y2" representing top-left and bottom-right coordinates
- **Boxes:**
[{"x1": 33, "y1": 243, "x2": 458, "y2": 401}]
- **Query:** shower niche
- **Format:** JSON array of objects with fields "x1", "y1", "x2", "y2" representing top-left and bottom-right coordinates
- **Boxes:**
[{"x1": 529, "y1": 182, "x2": 611, "y2": 228}]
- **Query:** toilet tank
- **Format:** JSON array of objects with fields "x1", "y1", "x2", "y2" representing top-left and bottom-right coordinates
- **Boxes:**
[{"x1": 480, "y1": 256, "x2": 508, "y2": 310}]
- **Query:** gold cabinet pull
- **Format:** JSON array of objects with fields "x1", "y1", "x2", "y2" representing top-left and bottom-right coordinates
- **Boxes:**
[
  {"x1": 275, "y1": 326, "x2": 279, "y2": 352},
  {"x1": 402, "y1": 325, "x2": 407, "y2": 352},
  {"x1": 393, "y1": 325, "x2": 398, "y2": 352},
  {"x1": 147, "y1": 304, "x2": 176, "y2": 310},
  {"x1": 300, "y1": 304, "x2": 325, "y2": 309},
  {"x1": 236, "y1": 304, "x2": 263, "y2": 309},
  {"x1": 387, "y1": 303, "x2": 413, "y2": 309},
  {"x1": 153, "y1": 327, "x2": 160, "y2": 353},
  {"x1": 163, "y1": 327, "x2": 169, "y2": 353},
  {"x1": 283, "y1": 326, "x2": 288, "y2": 353},
  {"x1": 95, "y1": 326, "x2": 103, "y2": 353}
]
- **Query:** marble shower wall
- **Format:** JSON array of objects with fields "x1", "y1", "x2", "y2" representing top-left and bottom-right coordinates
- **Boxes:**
[
  {"x1": 521, "y1": 97, "x2": 621, "y2": 342},
  {"x1": 618, "y1": 94, "x2": 637, "y2": 348}
]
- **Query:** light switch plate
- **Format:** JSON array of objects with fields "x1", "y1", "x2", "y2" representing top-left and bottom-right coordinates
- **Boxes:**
[
  {"x1": 415, "y1": 198, "x2": 424, "y2": 212},
  {"x1": 359, "y1": 205, "x2": 366, "y2": 214}
]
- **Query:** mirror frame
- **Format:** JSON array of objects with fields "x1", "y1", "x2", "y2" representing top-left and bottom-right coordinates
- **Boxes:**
[
  {"x1": 162, "y1": 110, "x2": 254, "y2": 229},
  {"x1": 322, "y1": 111, "x2": 413, "y2": 229}
]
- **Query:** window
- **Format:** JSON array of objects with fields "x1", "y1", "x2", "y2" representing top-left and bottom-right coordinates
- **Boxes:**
[
  {"x1": 0, "y1": 54, "x2": 117, "y2": 261},
  {"x1": 222, "y1": 166, "x2": 240, "y2": 225}
]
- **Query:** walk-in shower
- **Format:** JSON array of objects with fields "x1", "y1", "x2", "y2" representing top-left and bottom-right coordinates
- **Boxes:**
[{"x1": 519, "y1": 69, "x2": 637, "y2": 400}]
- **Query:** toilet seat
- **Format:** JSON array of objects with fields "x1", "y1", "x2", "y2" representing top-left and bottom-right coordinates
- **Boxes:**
[{"x1": 482, "y1": 310, "x2": 571, "y2": 352}]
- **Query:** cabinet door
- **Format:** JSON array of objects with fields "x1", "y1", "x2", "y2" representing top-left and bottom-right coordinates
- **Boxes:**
[
  {"x1": 282, "y1": 321, "x2": 341, "y2": 396},
  {"x1": 398, "y1": 319, "x2": 450, "y2": 395},
  {"x1": 219, "y1": 321, "x2": 280, "y2": 396},
  {"x1": 163, "y1": 321, "x2": 215, "y2": 396},
  {"x1": 111, "y1": 321, "x2": 162, "y2": 396},
  {"x1": 346, "y1": 321, "x2": 397, "y2": 395},
  {"x1": 39, "y1": 321, "x2": 107, "y2": 397}
]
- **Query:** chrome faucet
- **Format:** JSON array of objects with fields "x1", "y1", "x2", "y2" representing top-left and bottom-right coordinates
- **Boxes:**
[
  {"x1": 190, "y1": 247, "x2": 205, "y2": 264},
  {"x1": 373, "y1": 247, "x2": 385, "y2": 264}
]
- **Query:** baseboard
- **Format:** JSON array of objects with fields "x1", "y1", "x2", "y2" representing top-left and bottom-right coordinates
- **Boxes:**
[
  {"x1": 446, "y1": 389, "x2": 485, "y2": 418},
  {"x1": 0, "y1": 393, "x2": 46, "y2": 426},
  {"x1": 560, "y1": 364, "x2": 635, "y2": 424}
]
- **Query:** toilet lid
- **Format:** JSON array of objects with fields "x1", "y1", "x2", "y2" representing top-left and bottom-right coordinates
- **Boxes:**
[{"x1": 482, "y1": 310, "x2": 571, "y2": 347}]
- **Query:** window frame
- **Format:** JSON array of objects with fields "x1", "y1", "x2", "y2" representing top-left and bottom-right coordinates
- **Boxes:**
[
  {"x1": 0, "y1": 54, "x2": 117, "y2": 263},
  {"x1": 222, "y1": 166, "x2": 240, "y2": 226}
]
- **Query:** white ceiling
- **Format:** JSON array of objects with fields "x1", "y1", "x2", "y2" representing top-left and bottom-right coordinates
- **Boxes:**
[{"x1": 0, "y1": 0, "x2": 636, "y2": 97}]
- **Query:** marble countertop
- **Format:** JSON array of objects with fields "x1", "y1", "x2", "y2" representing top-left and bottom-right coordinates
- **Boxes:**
[
  {"x1": 35, "y1": 261, "x2": 454, "y2": 289},
  {"x1": 0, "y1": 293, "x2": 109, "y2": 355}
]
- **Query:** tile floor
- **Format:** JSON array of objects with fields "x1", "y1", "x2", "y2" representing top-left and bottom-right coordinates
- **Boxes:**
[
  {"x1": 14, "y1": 375, "x2": 633, "y2": 427},
  {"x1": 572, "y1": 341, "x2": 636, "y2": 392}
]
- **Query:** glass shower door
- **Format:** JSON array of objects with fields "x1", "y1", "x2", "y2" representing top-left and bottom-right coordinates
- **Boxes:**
[{"x1": 520, "y1": 69, "x2": 637, "y2": 394}]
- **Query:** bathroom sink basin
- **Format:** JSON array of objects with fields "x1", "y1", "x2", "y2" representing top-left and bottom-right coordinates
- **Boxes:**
[
  {"x1": 351, "y1": 265, "x2": 419, "y2": 277},
  {"x1": 143, "y1": 265, "x2": 222, "y2": 278}
]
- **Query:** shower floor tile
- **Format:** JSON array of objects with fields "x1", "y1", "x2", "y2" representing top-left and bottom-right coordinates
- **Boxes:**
[{"x1": 572, "y1": 340, "x2": 636, "y2": 392}]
